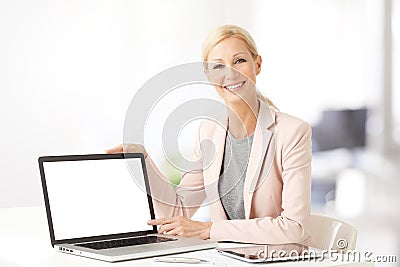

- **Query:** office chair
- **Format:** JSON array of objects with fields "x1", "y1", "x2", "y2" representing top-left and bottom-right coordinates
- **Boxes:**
[{"x1": 306, "y1": 214, "x2": 357, "y2": 252}]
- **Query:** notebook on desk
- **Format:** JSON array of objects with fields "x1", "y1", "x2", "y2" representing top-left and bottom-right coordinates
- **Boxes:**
[{"x1": 38, "y1": 153, "x2": 216, "y2": 262}]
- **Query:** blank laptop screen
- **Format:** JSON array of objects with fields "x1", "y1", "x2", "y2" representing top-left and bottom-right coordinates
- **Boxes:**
[{"x1": 43, "y1": 157, "x2": 153, "y2": 241}]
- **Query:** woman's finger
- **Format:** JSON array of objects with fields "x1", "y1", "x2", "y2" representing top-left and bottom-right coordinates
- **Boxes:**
[
  {"x1": 165, "y1": 227, "x2": 182, "y2": 236},
  {"x1": 124, "y1": 144, "x2": 148, "y2": 157},
  {"x1": 147, "y1": 217, "x2": 171, "y2": 225},
  {"x1": 158, "y1": 222, "x2": 179, "y2": 234},
  {"x1": 105, "y1": 144, "x2": 123, "y2": 154}
]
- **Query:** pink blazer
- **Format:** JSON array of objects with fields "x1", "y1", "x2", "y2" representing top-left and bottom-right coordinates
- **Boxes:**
[{"x1": 146, "y1": 100, "x2": 312, "y2": 244}]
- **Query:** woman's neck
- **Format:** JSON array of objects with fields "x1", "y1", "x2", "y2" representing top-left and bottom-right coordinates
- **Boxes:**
[{"x1": 226, "y1": 97, "x2": 259, "y2": 139}]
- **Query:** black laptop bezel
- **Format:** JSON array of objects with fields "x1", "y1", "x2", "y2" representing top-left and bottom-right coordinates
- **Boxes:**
[{"x1": 38, "y1": 153, "x2": 157, "y2": 247}]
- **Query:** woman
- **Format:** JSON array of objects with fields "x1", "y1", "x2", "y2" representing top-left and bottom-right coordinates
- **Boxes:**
[{"x1": 107, "y1": 25, "x2": 312, "y2": 244}]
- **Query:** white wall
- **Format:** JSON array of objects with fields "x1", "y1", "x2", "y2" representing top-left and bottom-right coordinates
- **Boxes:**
[
  {"x1": 253, "y1": 0, "x2": 379, "y2": 124},
  {"x1": 393, "y1": 0, "x2": 400, "y2": 145}
]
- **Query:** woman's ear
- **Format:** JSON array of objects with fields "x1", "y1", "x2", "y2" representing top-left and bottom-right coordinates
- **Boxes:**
[{"x1": 255, "y1": 55, "x2": 262, "y2": 75}]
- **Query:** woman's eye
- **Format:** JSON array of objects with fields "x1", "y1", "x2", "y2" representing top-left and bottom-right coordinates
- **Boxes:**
[
  {"x1": 235, "y1": 58, "x2": 246, "y2": 64},
  {"x1": 212, "y1": 63, "x2": 225, "y2": 70}
]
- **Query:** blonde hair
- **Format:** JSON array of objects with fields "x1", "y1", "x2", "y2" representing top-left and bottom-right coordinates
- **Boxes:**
[
  {"x1": 201, "y1": 25, "x2": 278, "y2": 111},
  {"x1": 201, "y1": 25, "x2": 258, "y2": 61}
]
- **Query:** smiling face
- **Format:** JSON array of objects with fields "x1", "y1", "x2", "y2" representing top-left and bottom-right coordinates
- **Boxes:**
[{"x1": 206, "y1": 37, "x2": 262, "y2": 105}]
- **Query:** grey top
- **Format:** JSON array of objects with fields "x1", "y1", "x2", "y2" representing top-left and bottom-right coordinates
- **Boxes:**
[{"x1": 218, "y1": 131, "x2": 254, "y2": 220}]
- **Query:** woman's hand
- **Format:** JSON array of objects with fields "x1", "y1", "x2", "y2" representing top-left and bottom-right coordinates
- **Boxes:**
[
  {"x1": 147, "y1": 217, "x2": 212, "y2": 240},
  {"x1": 105, "y1": 144, "x2": 148, "y2": 158}
]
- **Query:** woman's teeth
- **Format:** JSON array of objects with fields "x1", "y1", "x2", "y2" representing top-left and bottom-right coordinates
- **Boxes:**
[{"x1": 225, "y1": 82, "x2": 244, "y2": 91}]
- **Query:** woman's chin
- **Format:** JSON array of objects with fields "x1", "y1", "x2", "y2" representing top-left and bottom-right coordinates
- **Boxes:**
[
  {"x1": 222, "y1": 91, "x2": 248, "y2": 105},
  {"x1": 221, "y1": 90, "x2": 259, "y2": 109}
]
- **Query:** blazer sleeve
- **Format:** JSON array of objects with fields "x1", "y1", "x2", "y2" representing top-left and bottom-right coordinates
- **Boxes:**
[
  {"x1": 146, "y1": 125, "x2": 207, "y2": 219},
  {"x1": 210, "y1": 121, "x2": 312, "y2": 244}
]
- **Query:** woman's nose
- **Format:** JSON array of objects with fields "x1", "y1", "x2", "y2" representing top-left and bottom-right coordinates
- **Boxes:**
[{"x1": 224, "y1": 65, "x2": 239, "y2": 80}]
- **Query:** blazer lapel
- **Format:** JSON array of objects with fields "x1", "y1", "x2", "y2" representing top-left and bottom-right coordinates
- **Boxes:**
[
  {"x1": 203, "y1": 119, "x2": 228, "y2": 221},
  {"x1": 243, "y1": 101, "x2": 275, "y2": 219}
]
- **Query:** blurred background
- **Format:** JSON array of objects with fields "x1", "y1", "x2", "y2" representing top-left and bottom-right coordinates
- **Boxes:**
[{"x1": 0, "y1": 0, "x2": 399, "y2": 266}]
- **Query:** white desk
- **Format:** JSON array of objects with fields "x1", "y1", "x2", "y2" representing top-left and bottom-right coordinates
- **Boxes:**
[{"x1": 0, "y1": 206, "x2": 374, "y2": 267}]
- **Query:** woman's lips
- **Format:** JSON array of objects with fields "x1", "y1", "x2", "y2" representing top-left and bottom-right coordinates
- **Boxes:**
[{"x1": 223, "y1": 81, "x2": 245, "y2": 92}]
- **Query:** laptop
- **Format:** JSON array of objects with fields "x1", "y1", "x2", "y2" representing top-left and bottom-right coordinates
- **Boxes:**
[{"x1": 38, "y1": 153, "x2": 216, "y2": 262}]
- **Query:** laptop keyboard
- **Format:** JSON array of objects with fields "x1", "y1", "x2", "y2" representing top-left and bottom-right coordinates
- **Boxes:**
[{"x1": 76, "y1": 236, "x2": 176, "y2": 250}]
